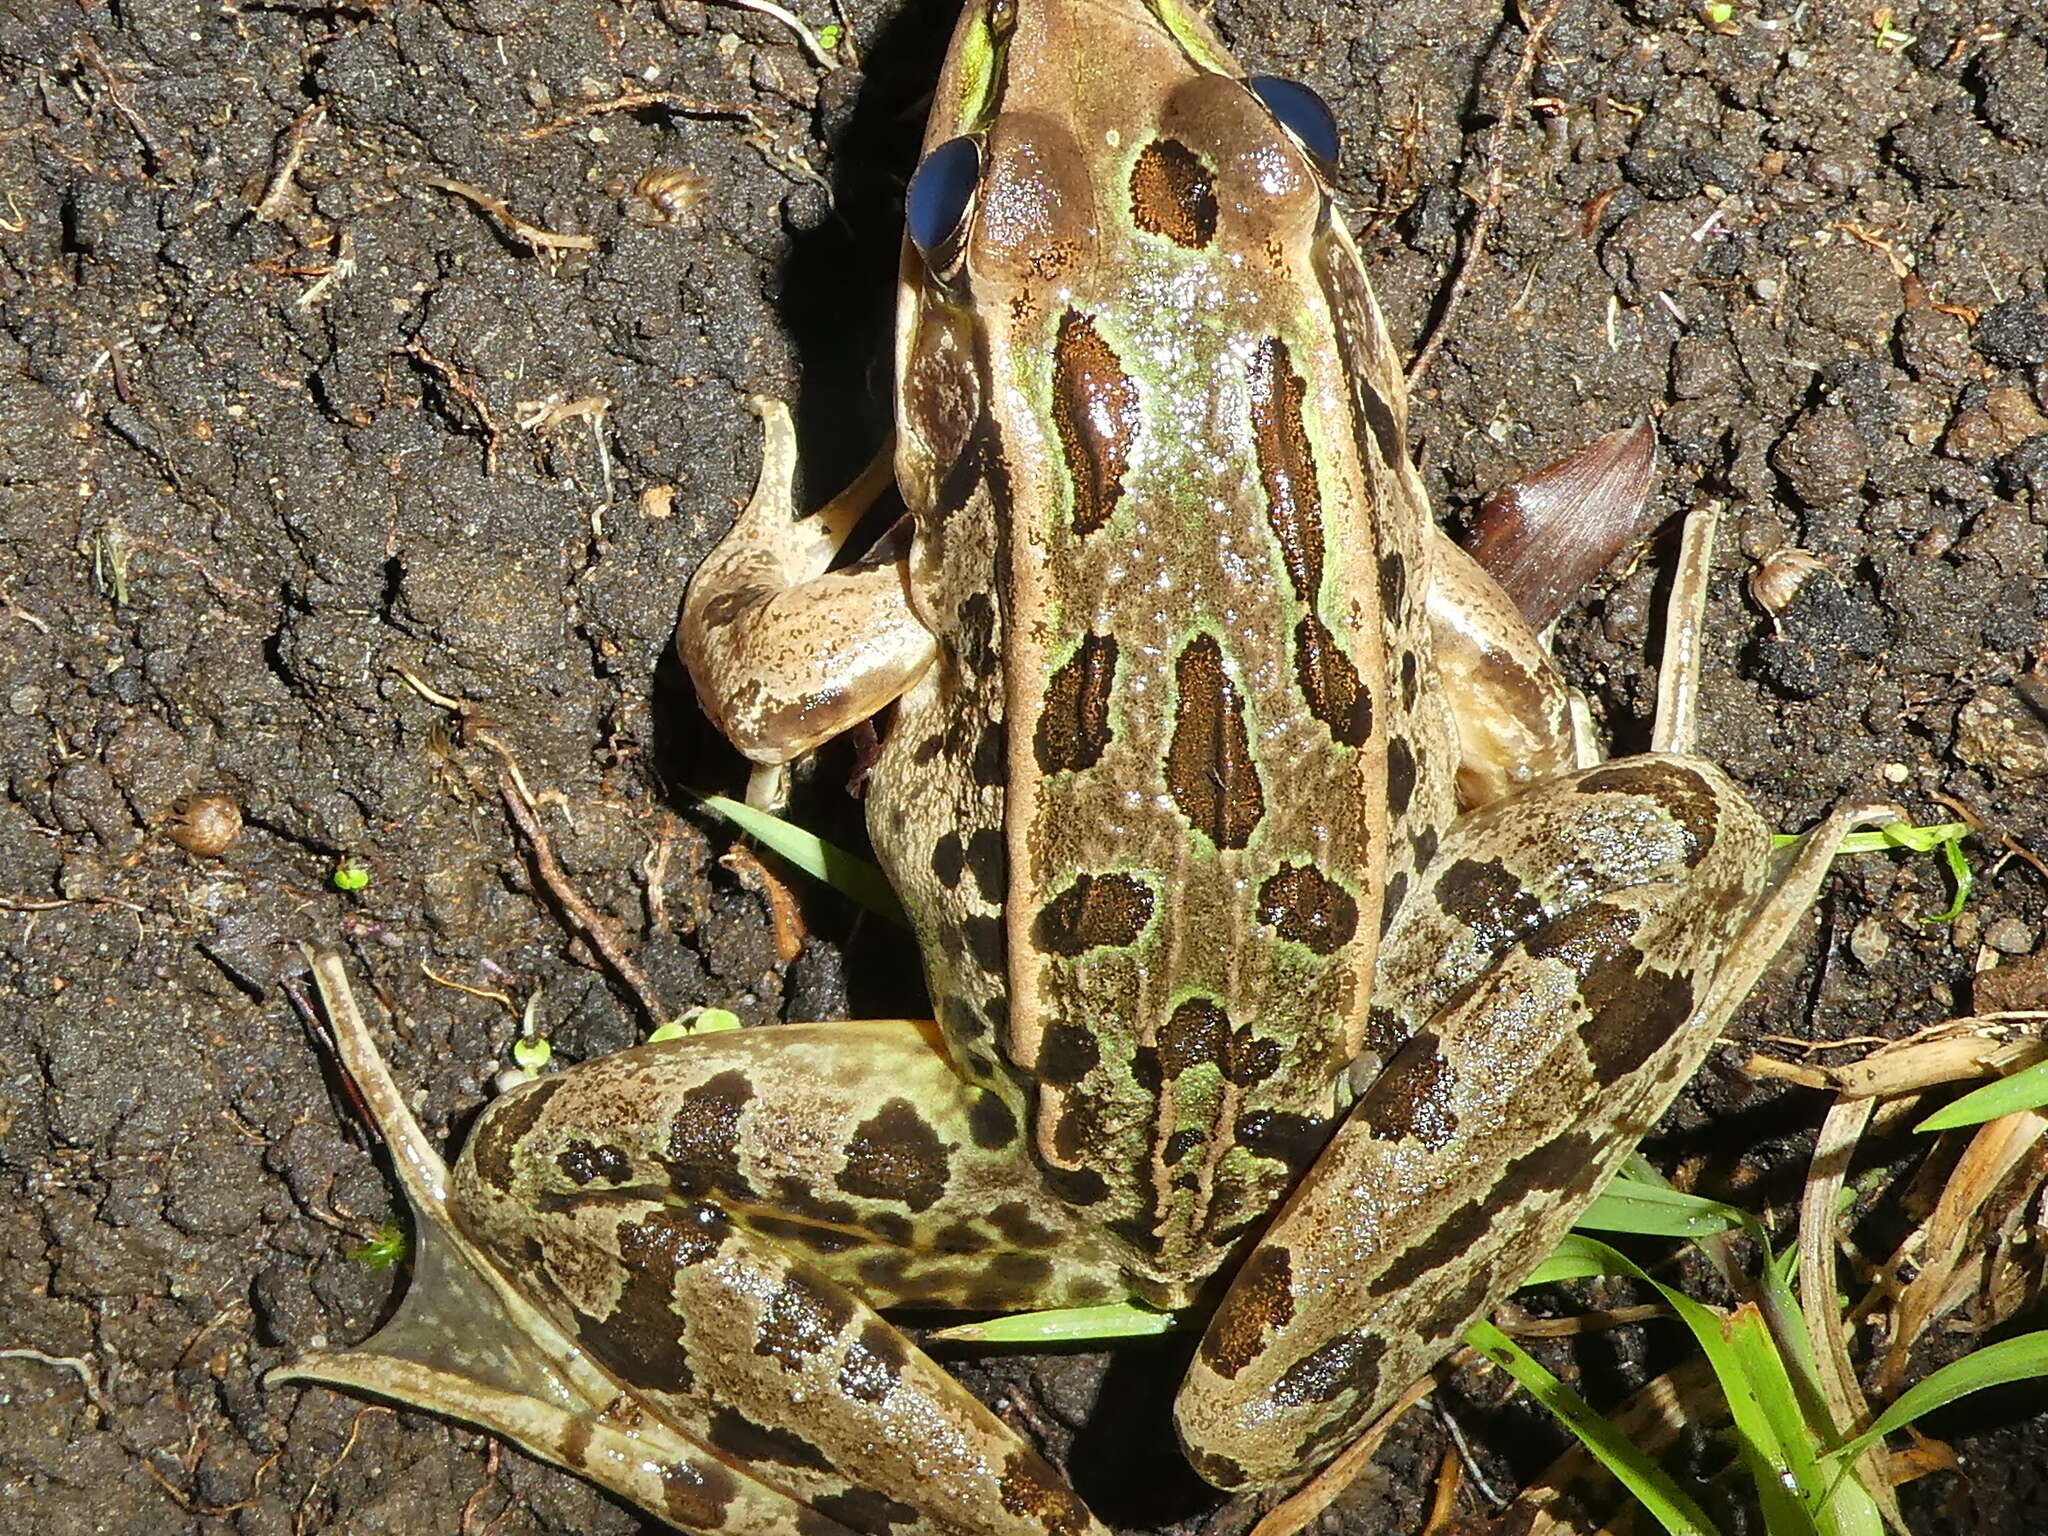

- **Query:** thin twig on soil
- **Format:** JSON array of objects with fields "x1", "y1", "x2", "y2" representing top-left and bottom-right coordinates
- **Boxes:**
[
  {"x1": 1405, "y1": 0, "x2": 1570, "y2": 388},
  {"x1": 253, "y1": 104, "x2": 325, "y2": 222},
  {"x1": 402, "y1": 339, "x2": 505, "y2": 473},
  {"x1": 517, "y1": 87, "x2": 757, "y2": 140},
  {"x1": 417, "y1": 174, "x2": 599, "y2": 253},
  {"x1": 474, "y1": 733, "x2": 673, "y2": 1030},
  {"x1": 75, "y1": 38, "x2": 167, "y2": 175}
]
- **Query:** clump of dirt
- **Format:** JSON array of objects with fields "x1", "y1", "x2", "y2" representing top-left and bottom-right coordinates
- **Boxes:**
[{"x1": 0, "y1": 1, "x2": 2042, "y2": 1533}]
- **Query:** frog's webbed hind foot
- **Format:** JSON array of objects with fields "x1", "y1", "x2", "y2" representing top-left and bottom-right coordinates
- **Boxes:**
[
  {"x1": 677, "y1": 398, "x2": 937, "y2": 790},
  {"x1": 273, "y1": 951, "x2": 1117, "y2": 1536}
]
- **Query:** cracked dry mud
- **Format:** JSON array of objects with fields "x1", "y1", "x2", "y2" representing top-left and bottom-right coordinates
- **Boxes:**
[{"x1": 3, "y1": 1, "x2": 2046, "y2": 1533}]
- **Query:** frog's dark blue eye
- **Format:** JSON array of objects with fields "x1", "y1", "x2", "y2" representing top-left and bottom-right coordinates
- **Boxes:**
[
  {"x1": 906, "y1": 135, "x2": 982, "y2": 254},
  {"x1": 1249, "y1": 75, "x2": 1339, "y2": 168}
]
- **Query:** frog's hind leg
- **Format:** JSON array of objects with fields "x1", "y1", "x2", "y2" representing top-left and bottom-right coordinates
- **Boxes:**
[
  {"x1": 1176, "y1": 506, "x2": 1898, "y2": 1491},
  {"x1": 678, "y1": 397, "x2": 937, "y2": 805},
  {"x1": 277, "y1": 952, "x2": 1121, "y2": 1536}
]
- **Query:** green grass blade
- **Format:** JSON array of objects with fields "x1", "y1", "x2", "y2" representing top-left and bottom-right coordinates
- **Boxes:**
[
  {"x1": 1915, "y1": 1055, "x2": 2048, "y2": 1133},
  {"x1": 697, "y1": 794, "x2": 908, "y2": 926},
  {"x1": 1465, "y1": 1319, "x2": 1723, "y2": 1536},
  {"x1": 1579, "y1": 1175, "x2": 1748, "y2": 1238},
  {"x1": 926, "y1": 1301, "x2": 1180, "y2": 1345},
  {"x1": 1830, "y1": 1330, "x2": 2048, "y2": 1464}
]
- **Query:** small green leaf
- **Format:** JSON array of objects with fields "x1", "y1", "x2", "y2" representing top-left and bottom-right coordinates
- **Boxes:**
[
  {"x1": 817, "y1": 21, "x2": 843, "y2": 49},
  {"x1": 1830, "y1": 1330, "x2": 2048, "y2": 1464},
  {"x1": 332, "y1": 855, "x2": 371, "y2": 892},
  {"x1": 1464, "y1": 1319, "x2": 1723, "y2": 1536},
  {"x1": 1915, "y1": 1054, "x2": 2048, "y2": 1133},
  {"x1": 698, "y1": 794, "x2": 908, "y2": 926},
  {"x1": 348, "y1": 1222, "x2": 407, "y2": 1269},
  {"x1": 512, "y1": 1034, "x2": 552, "y2": 1077},
  {"x1": 927, "y1": 1300, "x2": 1180, "y2": 1345},
  {"x1": 649, "y1": 1006, "x2": 745, "y2": 1043},
  {"x1": 1578, "y1": 1175, "x2": 1747, "y2": 1238}
]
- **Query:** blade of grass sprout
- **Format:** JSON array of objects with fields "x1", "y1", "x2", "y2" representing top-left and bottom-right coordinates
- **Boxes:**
[
  {"x1": 1829, "y1": 1330, "x2": 2048, "y2": 1465},
  {"x1": 926, "y1": 1300, "x2": 1179, "y2": 1345},
  {"x1": 697, "y1": 794, "x2": 907, "y2": 926},
  {"x1": 1463, "y1": 1318, "x2": 1722, "y2": 1536},
  {"x1": 1578, "y1": 1174, "x2": 1748, "y2": 1238},
  {"x1": 1915, "y1": 1054, "x2": 2048, "y2": 1132},
  {"x1": 1548, "y1": 1237, "x2": 1835, "y2": 1534}
]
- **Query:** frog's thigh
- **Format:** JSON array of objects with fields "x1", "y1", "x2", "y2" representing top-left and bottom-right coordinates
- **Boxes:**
[
  {"x1": 679, "y1": 401, "x2": 936, "y2": 765},
  {"x1": 454, "y1": 1021, "x2": 1123, "y2": 1536},
  {"x1": 1176, "y1": 755, "x2": 1771, "y2": 1489}
]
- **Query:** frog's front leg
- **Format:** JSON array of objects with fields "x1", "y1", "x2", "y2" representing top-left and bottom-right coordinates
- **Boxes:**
[
  {"x1": 678, "y1": 398, "x2": 936, "y2": 804},
  {"x1": 279, "y1": 957, "x2": 1126, "y2": 1536}
]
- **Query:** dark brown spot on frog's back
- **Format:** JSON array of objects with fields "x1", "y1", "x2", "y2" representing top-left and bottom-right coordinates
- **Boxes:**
[
  {"x1": 466, "y1": 1075, "x2": 561, "y2": 1193},
  {"x1": 1166, "y1": 635, "x2": 1265, "y2": 849},
  {"x1": 572, "y1": 1205, "x2": 727, "y2": 1390},
  {"x1": 1199, "y1": 1245, "x2": 1297, "y2": 1380},
  {"x1": 664, "y1": 1069, "x2": 755, "y2": 1199},
  {"x1": 1399, "y1": 649, "x2": 1419, "y2": 709},
  {"x1": 1038, "y1": 1161, "x2": 1109, "y2": 1206},
  {"x1": 1129, "y1": 137, "x2": 1218, "y2": 248},
  {"x1": 1527, "y1": 902, "x2": 1696, "y2": 1083},
  {"x1": 837, "y1": 1098, "x2": 953, "y2": 1211},
  {"x1": 1257, "y1": 863, "x2": 1359, "y2": 955},
  {"x1": 957, "y1": 590, "x2": 998, "y2": 676},
  {"x1": 987, "y1": 1199, "x2": 1060, "y2": 1247},
  {"x1": 1184, "y1": 1446, "x2": 1249, "y2": 1491},
  {"x1": 1249, "y1": 337, "x2": 1324, "y2": 605},
  {"x1": 1052, "y1": 310, "x2": 1140, "y2": 537},
  {"x1": 1157, "y1": 997, "x2": 1228, "y2": 1077},
  {"x1": 968, "y1": 1088, "x2": 1019, "y2": 1149},
  {"x1": 658, "y1": 1459, "x2": 739, "y2": 1531},
  {"x1": 998, "y1": 1446, "x2": 1093, "y2": 1536},
  {"x1": 1576, "y1": 759, "x2": 1721, "y2": 865},
  {"x1": 708, "y1": 1406, "x2": 834, "y2": 1472},
  {"x1": 1294, "y1": 614, "x2": 1373, "y2": 746},
  {"x1": 1233, "y1": 1108, "x2": 1329, "y2": 1174},
  {"x1": 1035, "y1": 1021, "x2": 1100, "y2": 1085},
  {"x1": 1034, "y1": 632, "x2": 1118, "y2": 773},
  {"x1": 1367, "y1": 1132, "x2": 1594, "y2": 1304},
  {"x1": 1384, "y1": 736, "x2": 1417, "y2": 819},
  {"x1": 964, "y1": 912, "x2": 1006, "y2": 975},
  {"x1": 932, "y1": 830, "x2": 965, "y2": 889},
  {"x1": 555, "y1": 1137, "x2": 633, "y2": 1187},
  {"x1": 838, "y1": 1319, "x2": 907, "y2": 1404},
  {"x1": 1377, "y1": 550, "x2": 1406, "y2": 617},
  {"x1": 1034, "y1": 870, "x2": 1154, "y2": 954},
  {"x1": 1378, "y1": 869, "x2": 1409, "y2": 937},
  {"x1": 972, "y1": 721, "x2": 1007, "y2": 786},
  {"x1": 1357, "y1": 1033, "x2": 1458, "y2": 1149},
  {"x1": 1433, "y1": 856, "x2": 1547, "y2": 958},
  {"x1": 755, "y1": 1269, "x2": 857, "y2": 1370},
  {"x1": 966, "y1": 828, "x2": 1006, "y2": 903},
  {"x1": 1269, "y1": 1329, "x2": 1385, "y2": 1408},
  {"x1": 808, "y1": 1488, "x2": 919, "y2": 1535}
]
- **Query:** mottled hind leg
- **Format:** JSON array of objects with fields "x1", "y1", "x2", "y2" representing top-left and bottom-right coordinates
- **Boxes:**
[
  {"x1": 678, "y1": 398, "x2": 936, "y2": 806},
  {"x1": 278, "y1": 952, "x2": 1123, "y2": 1536}
]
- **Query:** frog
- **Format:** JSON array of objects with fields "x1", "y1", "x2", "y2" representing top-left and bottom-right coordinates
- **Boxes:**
[{"x1": 275, "y1": 1, "x2": 1890, "y2": 1530}]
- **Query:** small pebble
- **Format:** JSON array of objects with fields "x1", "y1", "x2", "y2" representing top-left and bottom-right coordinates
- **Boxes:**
[
  {"x1": 1985, "y1": 918, "x2": 2037, "y2": 956},
  {"x1": 1881, "y1": 762, "x2": 1910, "y2": 784},
  {"x1": 1849, "y1": 914, "x2": 1890, "y2": 967},
  {"x1": 1753, "y1": 276, "x2": 1781, "y2": 302}
]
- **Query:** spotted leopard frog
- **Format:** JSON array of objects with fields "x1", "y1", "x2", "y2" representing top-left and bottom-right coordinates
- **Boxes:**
[{"x1": 277, "y1": 2, "x2": 1886, "y2": 1530}]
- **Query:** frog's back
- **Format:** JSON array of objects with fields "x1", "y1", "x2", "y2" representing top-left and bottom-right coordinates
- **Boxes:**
[{"x1": 871, "y1": 0, "x2": 1460, "y2": 1297}]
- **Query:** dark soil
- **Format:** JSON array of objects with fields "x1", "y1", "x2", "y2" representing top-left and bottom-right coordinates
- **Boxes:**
[{"x1": 2, "y1": 1, "x2": 2045, "y2": 1533}]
